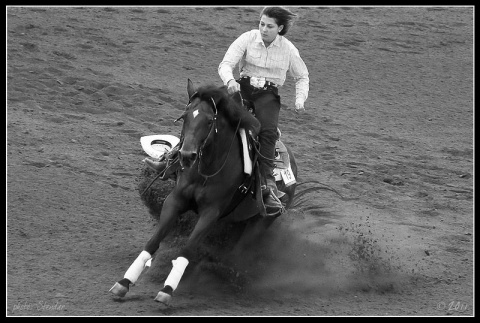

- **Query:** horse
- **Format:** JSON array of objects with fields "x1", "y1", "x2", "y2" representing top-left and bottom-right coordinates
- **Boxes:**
[{"x1": 109, "y1": 79, "x2": 298, "y2": 305}]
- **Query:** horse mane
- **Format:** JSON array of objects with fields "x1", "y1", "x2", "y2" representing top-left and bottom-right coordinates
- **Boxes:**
[{"x1": 195, "y1": 84, "x2": 261, "y2": 137}]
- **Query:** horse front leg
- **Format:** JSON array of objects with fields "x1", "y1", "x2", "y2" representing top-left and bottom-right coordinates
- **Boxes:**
[
  {"x1": 109, "y1": 194, "x2": 186, "y2": 298},
  {"x1": 154, "y1": 207, "x2": 220, "y2": 305}
]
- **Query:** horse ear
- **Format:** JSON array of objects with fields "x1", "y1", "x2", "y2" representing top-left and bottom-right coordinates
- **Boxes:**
[{"x1": 187, "y1": 79, "x2": 196, "y2": 98}]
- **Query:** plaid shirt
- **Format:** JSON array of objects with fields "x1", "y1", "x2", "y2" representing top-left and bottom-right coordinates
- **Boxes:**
[{"x1": 218, "y1": 29, "x2": 309, "y2": 106}]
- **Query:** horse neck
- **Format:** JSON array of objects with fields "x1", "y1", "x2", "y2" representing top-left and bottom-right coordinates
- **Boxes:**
[{"x1": 200, "y1": 118, "x2": 241, "y2": 171}]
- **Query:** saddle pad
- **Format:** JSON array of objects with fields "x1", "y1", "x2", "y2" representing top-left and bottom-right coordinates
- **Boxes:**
[
  {"x1": 275, "y1": 139, "x2": 288, "y2": 154},
  {"x1": 274, "y1": 140, "x2": 290, "y2": 169}
]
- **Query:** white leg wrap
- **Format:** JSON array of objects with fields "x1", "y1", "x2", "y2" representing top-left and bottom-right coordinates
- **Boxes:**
[
  {"x1": 239, "y1": 128, "x2": 252, "y2": 175},
  {"x1": 164, "y1": 257, "x2": 189, "y2": 291},
  {"x1": 124, "y1": 250, "x2": 152, "y2": 284}
]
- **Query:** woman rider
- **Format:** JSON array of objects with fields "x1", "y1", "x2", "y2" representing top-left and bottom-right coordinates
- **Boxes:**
[{"x1": 218, "y1": 6, "x2": 309, "y2": 216}]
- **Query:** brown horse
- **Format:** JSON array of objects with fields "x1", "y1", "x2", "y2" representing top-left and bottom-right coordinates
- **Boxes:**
[{"x1": 109, "y1": 79, "x2": 297, "y2": 305}]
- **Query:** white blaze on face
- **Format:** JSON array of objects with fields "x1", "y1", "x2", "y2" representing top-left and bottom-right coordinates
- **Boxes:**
[{"x1": 193, "y1": 109, "x2": 199, "y2": 118}]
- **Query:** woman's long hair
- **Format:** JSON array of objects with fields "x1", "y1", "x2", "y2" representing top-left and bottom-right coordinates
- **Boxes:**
[{"x1": 260, "y1": 6, "x2": 298, "y2": 36}]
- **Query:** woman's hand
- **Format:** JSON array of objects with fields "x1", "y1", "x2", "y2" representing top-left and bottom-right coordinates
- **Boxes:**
[
  {"x1": 294, "y1": 102, "x2": 305, "y2": 114},
  {"x1": 227, "y1": 79, "x2": 241, "y2": 95}
]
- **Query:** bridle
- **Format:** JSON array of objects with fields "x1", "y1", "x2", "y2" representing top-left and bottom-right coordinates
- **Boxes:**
[{"x1": 175, "y1": 92, "x2": 241, "y2": 185}]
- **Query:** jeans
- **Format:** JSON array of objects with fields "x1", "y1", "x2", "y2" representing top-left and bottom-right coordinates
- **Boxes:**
[{"x1": 238, "y1": 78, "x2": 281, "y2": 186}]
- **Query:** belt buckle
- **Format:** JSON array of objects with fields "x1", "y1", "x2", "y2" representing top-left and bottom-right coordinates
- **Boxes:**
[{"x1": 250, "y1": 76, "x2": 265, "y2": 88}]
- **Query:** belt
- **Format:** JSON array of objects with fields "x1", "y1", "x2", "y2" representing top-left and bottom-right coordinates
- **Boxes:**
[{"x1": 240, "y1": 76, "x2": 278, "y2": 88}]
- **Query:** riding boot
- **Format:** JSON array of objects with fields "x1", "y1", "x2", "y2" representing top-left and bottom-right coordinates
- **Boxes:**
[
  {"x1": 261, "y1": 171, "x2": 283, "y2": 216},
  {"x1": 144, "y1": 158, "x2": 168, "y2": 173},
  {"x1": 144, "y1": 146, "x2": 180, "y2": 179}
]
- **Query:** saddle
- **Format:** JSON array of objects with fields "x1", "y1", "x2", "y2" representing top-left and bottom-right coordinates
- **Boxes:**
[
  {"x1": 274, "y1": 140, "x2": 290, "y2": 169},
  {"x1": 222, "y1": 129, "x2": 294, "y2": 219}
]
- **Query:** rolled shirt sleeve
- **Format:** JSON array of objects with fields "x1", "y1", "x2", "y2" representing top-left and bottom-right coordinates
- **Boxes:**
[{"x1": 288, "y1": 47, "x2": 309, "y2": 107}]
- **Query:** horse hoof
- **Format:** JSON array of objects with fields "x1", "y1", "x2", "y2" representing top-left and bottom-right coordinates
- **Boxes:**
[
  {"x1": 109, "y1": 282, "x2": 128, "y2": 297},
  {"x1": 154, "y1": 291, "x2": 172, "y2": 305}
]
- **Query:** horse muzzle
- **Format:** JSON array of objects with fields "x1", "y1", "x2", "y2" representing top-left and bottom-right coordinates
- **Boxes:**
[{"x1": 179, "y1": 149, "x2": 198, "y2": 169}]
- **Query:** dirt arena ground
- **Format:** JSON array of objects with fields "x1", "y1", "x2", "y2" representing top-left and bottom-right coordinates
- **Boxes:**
[{"x1": 7, "y1": 6, "x2": 473, "y2": 316}]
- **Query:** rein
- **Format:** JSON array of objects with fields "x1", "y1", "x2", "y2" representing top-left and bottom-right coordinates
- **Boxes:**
[{"x1": 198, "y1": 118, "x2": 241, "y2": 185}]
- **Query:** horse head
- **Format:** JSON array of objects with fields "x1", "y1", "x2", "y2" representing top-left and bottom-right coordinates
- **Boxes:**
[
  {"x1": 177, "y1": 79, "x2": 221, "y2": 169},
  {"x1": 176, "y1": 79, "x2": 261, "y2": 172}
]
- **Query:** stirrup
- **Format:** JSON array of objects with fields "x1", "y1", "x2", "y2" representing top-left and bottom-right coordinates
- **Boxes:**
[
  {"x1": 265, "y1": 205, "x2": 284, "y2": 217},
  {"x1": 263, "y1": 191, "x2": 285, "y2": 217}
]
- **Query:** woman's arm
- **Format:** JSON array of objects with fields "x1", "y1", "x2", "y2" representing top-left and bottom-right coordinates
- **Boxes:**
[
  {"x1": 218, "y1": 31, "x2": 252, "y2": 86},
  {"x1": 289, "y1": 47, "x2": 309, "y2": 110}
]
